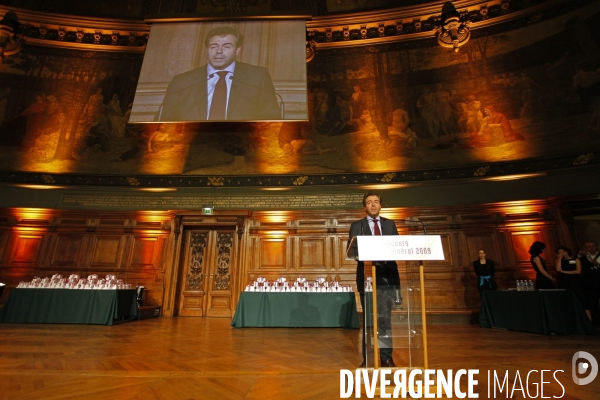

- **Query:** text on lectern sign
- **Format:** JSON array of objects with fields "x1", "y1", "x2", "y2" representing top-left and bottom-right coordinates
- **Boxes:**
[{"x1": 356, "y1": 235, "x2": 445, "y2": 261}]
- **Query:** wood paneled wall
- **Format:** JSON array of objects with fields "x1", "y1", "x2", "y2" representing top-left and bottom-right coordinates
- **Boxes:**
[
  {"x1": 242, "y1": 200, "x2": 575, "y2": 314},
  {"x1": 0, "y1": 198, "x2": 580, "y2": 318},
  {"x1": 0, "y1": 210, "x2": 172, "y2": 306}
]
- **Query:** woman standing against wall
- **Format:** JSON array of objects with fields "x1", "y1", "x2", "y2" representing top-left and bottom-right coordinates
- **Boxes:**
[
  {"x1": 473, "y1": 248, "x2": 497, "y2": 297},
  {"x1": 529, "y1": 241, "x2": 555, "y2": 290}
]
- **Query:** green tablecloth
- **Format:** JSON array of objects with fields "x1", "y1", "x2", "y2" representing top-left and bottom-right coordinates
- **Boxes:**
[
  {"x1": 231, "y1": 292, "x2": 359, "y2": 328},
  {"x1": 0, "y1": 288, "x2": 138, "y2": 326},
  {"x1": 480, "y1": 290, "x2": 598, "y2": 335}
]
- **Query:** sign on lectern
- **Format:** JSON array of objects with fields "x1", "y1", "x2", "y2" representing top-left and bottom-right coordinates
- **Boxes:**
[{"x1": 354, "y1": 235, "x2": 445, "y2": 261}]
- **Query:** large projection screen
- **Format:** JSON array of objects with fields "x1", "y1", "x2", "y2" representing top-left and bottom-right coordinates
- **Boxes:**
[{"x1": 130, "y1": 20, "x2": 308, "y2": 123}]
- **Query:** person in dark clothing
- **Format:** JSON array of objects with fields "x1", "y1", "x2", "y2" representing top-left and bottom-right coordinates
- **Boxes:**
[
  {"x1": 578, "y1": 240, "x2": 600, "y2": 325},
  {"x1": 347, "y1": 191, "x2": 400, "y2": 369},
  {"x1": 556, "y1": 245, "x2": 591, "y2": 321},
  {"x1": 529, "y1": 241, "x2": 555, "y2": 290},
  {"x1": 473, "y1": 248, "x2": 497, "y2": 297}
]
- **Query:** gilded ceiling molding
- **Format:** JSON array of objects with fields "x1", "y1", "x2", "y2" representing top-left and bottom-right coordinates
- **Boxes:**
[
  {"x1": 0, "y1": 5, "x2": 149, "y2": 52},
  {"x1": 0, "y1": 0, "x2": 576, "y2": 54},
  {"x1": 1, "y1": 150, "x2": 598, "y2": 189},
  {"x1": 306, "y1": 0, "x2": 570, "y2": 49}
]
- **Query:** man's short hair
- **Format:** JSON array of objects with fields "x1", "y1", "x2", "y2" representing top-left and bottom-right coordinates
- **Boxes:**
[
  {"x1": 205, "y1": 26, "x2": 244, "y2": 48},
  {"x1": 585, "y1": 240, "x2": 598, "y2": 247},
  {"x1": 362, "y1": 191, "x2": 381, "y2": 207}
]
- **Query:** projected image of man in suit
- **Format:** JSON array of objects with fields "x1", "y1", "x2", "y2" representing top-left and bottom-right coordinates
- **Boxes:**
[
  {"x1": 348, "y1": 192, "x2": 401, "y2": 368},
  {"x1": 156, "y1": 26, "x2": 281, "y2": 122}
]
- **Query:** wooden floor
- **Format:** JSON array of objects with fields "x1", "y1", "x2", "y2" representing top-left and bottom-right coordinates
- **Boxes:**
[{"x1": 0, "y1": 317, "x2": 598, "y2": 399}]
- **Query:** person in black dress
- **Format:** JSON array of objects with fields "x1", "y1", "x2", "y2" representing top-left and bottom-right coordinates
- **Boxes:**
[
  {"x1": 529, "y1": 241, "x2": 555, "y2": 290},
  {"x1": 473, "y1": 248, "x2": 497, "y2": 297},
  {"x1": 578, "y1": 240, "x2": 600, "y2": 325},
  {"x1": 555, "y1": 245, "x2": 591, "y2": 321}
]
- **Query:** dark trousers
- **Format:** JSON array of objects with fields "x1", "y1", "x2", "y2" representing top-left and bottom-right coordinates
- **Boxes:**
[
  {"x1": 359, "y1": 285, "x2": 397, "y2": 363},
  {"x1": 583, "y1": 271, "x2": 600, "y2": 325}
]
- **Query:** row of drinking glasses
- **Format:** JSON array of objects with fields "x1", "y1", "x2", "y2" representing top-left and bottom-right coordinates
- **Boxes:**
[
  {"x1": 246, "y1": 276, "x2": 352, "y2": 292},
  {"x1": 17, "y1": 274, "x2": 132, "y2": 289}
]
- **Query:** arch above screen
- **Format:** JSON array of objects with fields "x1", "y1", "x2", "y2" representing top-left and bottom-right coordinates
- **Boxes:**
[{"x1": 130, "y1": 20, "x2": 308, "y2": 123}]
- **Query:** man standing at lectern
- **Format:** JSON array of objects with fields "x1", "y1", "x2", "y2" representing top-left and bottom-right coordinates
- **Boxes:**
[
  {"x1": 348, "y1": 191, "x2": 401, "y2": 368},
  {"x1": 156, "y1": 26, "x2": 281, "y2": 122}
]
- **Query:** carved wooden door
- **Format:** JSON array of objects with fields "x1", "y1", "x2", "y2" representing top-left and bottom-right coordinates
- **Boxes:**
[{"x1": 178, "y1": 228, "x2": 235, "y2": 317}]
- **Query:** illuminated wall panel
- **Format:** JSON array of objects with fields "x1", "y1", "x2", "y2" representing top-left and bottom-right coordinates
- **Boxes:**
[
  {"x1": 49, "y1": 235, "x2": 85, "y2": 267},
  {"x1": 258, "y1": 238, "x2": 287, "y2": 270},
  {"x1": 129, "y1": 236, "x2": 162, "y2": 269},
  {"x1": 7, "y1": 234, "x2": 44, "y2": 266},
  {"x1": 298, "y1": 237, "x2": 326, "y2": 270},
  {"x1": 88, "y1": 236, "x2": 124, "y2": 268},
  {"x1": 510, "y1": 231, "x2": 544, "y2": 265}
]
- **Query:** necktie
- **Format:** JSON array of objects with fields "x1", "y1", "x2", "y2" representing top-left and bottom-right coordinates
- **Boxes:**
[
  {"x1": 209, "y1": 71, "x2": 228, "y2": 120},
  {"x1": 373, "y1": 219, "x2": 381, "y2": 235}
]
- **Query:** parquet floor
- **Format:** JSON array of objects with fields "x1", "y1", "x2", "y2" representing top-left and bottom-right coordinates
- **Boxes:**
[{"x1": 0, "y1": 317, "x2": 598, "y2": 399}]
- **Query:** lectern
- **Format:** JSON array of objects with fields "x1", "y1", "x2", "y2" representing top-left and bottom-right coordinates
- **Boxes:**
[{"x1": 347, "y1": 235, "x2": 444, "y2": 371}]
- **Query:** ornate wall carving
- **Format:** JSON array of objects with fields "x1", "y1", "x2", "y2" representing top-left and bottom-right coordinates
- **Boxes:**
[
  {"x1": 187, "y1": 232, "x2": 207, "y2": 290},
  {"x1": 214, "y1": 232, "x2": 232, "y2": 290}
]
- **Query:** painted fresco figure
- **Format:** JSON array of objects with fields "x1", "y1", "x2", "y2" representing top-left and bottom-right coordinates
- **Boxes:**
[
  {"x1": 84, "y1": 108, "x2": 112, "y2": 154},
  {"x1": 278, "y1": 121, "x2": 339, "y2": 165},
  {"x1": 515, "y1": 72, "x2": 540, "y2": 117},
  {"x1": 80, "y1": 87, "x2": 105, "y2": 133},
  {"x1": 283, "y1": 139, "x2": 338, "y2": 166},
  {"x1": 465, "y1": 95, "x2": 483, "y2": 133},
  {"x1": 467, "y1": 105, "x2": 524, "y2": 148},
  {"x1": 416, "y1": 86, "x2": 439, "y2": 139},
  {"x1": 40, "y1": 95, "x2": 63, "y2": 136},
  {"x1": 491, "y1": 73, "x2": 513, "y2": 89},
  {"x1": 325, "y1": 95, "x2": 358, "y2": 136},
  {"x1": 456, "y1": 103, "x2": 469, "y2": 134},
  {"x1": 123, "y1": 103, "x2": 142, "y2": 137},
  {"x1": 313, "y1": 87, "x2": 330, "y2": 131},
  {"x1": 572, "y1": 64, "x2": 600, "y2": 110},
  {"x1": 107, "y1": 94, "x2": 127, "y2": 138},
  {"x1": 148, "y1": 124, "x2": 175, "y2": 153},
  {"x1": 434, "y1": 83, "x2": 456, "y2": 136},
  {"x1": 457, "y1": 96, "x2": 482, "y2": 135},
  {"x1": 351, "y1": 85, "x2": 367, "y2": 120},
  {"x1": 360, "y1": 110, "x2": 378, "y2": 133},
  {"x1": 17, "y1": 94, "x2": 47, "y2": 150},
  {"x1": 389, "y1": 103, "x2": 417, "y2": 149},
  {"x1": 112, "y1": 124, "x2": 175, "y2": 162}
]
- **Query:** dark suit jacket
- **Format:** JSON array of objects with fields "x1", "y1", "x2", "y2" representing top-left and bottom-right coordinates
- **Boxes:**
[
  {"x1": 157, "y1": 62, "x2": 280, "y2": 122},
  {"x1": 347, "y1": 216, "x2": 401, "y2": 293}
]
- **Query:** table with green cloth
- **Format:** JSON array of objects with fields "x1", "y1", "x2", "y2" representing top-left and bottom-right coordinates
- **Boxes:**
[
  {"x1": 231, "y1": 292, "x2": 359, "y2": 328},
  {"x1": 480, "y1": 290, "x2": 597, "y2": 335},
  {"x1": 0, "y1": 288, "x2": 138, "y2": 326}
]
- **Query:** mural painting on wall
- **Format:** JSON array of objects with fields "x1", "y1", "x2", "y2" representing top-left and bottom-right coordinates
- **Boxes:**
[
  {"x1": 0, "y1": 4, "x2": 598, "y2": 177},
  {"x1": 0, "y1": 46, "x2": 203, "y2": 175}
]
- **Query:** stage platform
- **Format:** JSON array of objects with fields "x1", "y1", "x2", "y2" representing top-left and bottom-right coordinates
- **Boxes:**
[{"x1": 0, "y1": 317, "x2": 598, "y2": 399}]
